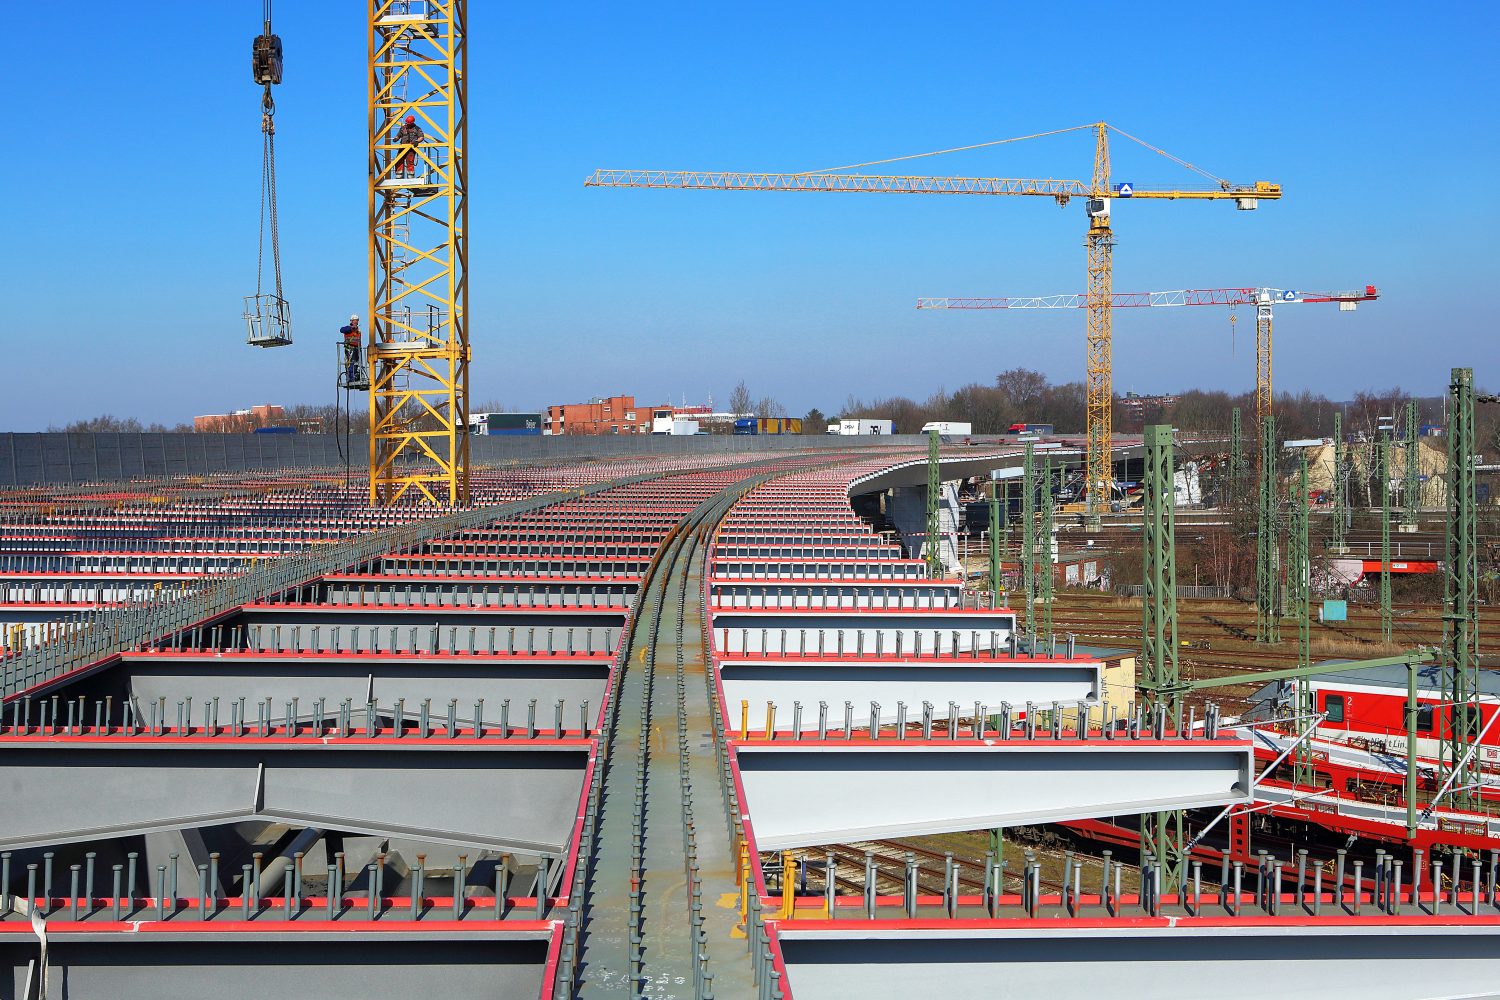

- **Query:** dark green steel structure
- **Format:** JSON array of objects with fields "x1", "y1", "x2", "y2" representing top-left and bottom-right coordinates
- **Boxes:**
[
  {"x1": 1443, "y1": 368, "x2": 1482, "y2": 809},
  {"x1": 1137, "y1": 425, "x2": 1184, "y2": 886},
  {"x1": 1256, "y1": 415, "x2": 1280, "y2": 643},
  {"x1": 926, "y1": 429, "x2": 942, "y2": 578}
]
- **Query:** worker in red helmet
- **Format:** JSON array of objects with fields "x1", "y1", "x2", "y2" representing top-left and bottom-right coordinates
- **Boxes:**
[
  {"x1": 340, "y1": 314, "x2": 364, "y2": 387},
  {"x1": 395, "y1": 113, "x2": 424, "y2": 179}
]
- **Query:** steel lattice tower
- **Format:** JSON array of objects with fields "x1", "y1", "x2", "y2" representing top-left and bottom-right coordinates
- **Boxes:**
[
  {"x1": 1229, "y1": 406, "x2": 1244, "y2": 506},
  {"x1": 1021, "y1": 442, "x2": 1036, "y2": 636},
  {"x1": 988, "y1": 481, "x2": 1002, "y2": 608},
  {"x1": 1138, "y1": 425, "x2": 1183, "y2": 886},
  {"x1": 1256, "y1": 415, "x2": 1280, "y2": 643},
  {"x1": 1443, "y1": 368, "x2": 1481, "y2": 809},
  {"x1": 926, "y1": 430, "x2": 942, "y2": 578},
  {"x1": 1290, "y1": 454, "x2": 1315, "y2": 787},
  {"x1": 1380, "y1": 432, "x2": 1393, "y2": 642},
  {"x1": 1404, "y1": 399, "x2": 1420, "y2": 529},
  {"x1": 1331, "y1": 411, "x2": 1347, "y2": 553},
  {"x1": 1039, "y1": 457, "x2": 1055, "y2": 637},
  {"x1": 368, "y1": 0, "x2": 470, "y2": 505}
]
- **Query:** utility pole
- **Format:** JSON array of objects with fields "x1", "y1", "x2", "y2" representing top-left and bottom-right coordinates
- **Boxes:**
[
  {"x1": 1443, "y1": 368, "x2": 1483, "y2": 810},
  {"x1": 1229, "y1": 406, "x2": 1244, "y2": 506},
  {"x1": 1331, "y1": 412, "x2": 1348, "y2": 554},
  {"x1": 1040, "y1": 457, "x2": 1055, "y2": 638},
  {"x1": 1138, "y1": 425, "x2": 1184, "y2": 886},
  {"x1": 1380, "y1": 430, "x2": 1393, "y2": 643},
  {"x1": 988, "y1": 480, "x2": 1003, "y2": 608},
  {"x1": 926, "y1": 429, "x2": 942, "y2": 578},
  {"x1": 1403, "y1": 399, "x2": 1420, "y2": 531},
  {"x1": 1021, "y1": 442, "x2": 1036, "y2": 637},
  {"x1": 1290, "y1": 453, "x2": 1315, "y2": 787},
  {"x1": 1256, "y1": 415, "x2": 1280, "y2": 643}
]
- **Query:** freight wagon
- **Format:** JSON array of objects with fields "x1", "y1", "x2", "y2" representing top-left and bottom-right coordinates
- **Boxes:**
[{"x1": 734, "y1": 417, "x2": 803, "y2": 435}]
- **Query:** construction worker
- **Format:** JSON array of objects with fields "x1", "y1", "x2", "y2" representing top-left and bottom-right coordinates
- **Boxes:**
[
  {"x1": 395, "y1": 114, "x2": 424, "y2": 178},
  {"x1": 340, "y1": 314, "x2": 363, "y2": 386}
]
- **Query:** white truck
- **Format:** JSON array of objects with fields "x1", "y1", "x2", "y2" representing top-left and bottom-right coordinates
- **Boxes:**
[
  {"x1": 830, "y1": 418, "x2": 893, "y2": 436},
  {"x1": 920, "y1": 421, "x2": 973, "y2": 436}
]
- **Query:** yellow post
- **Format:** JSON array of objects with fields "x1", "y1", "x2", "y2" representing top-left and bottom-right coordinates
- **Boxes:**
[
  {"x1": 739, "y1": 844, "x2": 751, "y2": 918},
  {"x1": 781, "y1": 852, "x2": 798, "y2": 918},
  {"x1": 740, "y1": 700, "x2": 749, "y2": 740},
  {"x1": 765, "y1": 702, "x2": 776, "y2": 740}
]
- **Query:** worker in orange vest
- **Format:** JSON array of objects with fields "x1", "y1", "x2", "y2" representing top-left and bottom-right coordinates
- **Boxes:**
[{"x1": 340, "y1": 314, "x2": 363, "y2": 386}]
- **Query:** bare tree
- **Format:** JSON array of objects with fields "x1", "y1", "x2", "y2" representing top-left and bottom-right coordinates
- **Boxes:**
[
  {"x1": 728, "y1": 380, "x2": 752, "y2": 417},
  {"x1": 754, "y1": 396, "x2": 787, "y2": 418}
]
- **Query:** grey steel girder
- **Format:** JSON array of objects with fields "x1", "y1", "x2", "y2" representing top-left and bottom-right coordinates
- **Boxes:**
[
  {"x1": 777, "y1": 924, "x2": 1500, "y2": 1000},
  {"x1": 0, "y1": 738, "x2": 588, "y2": 854},
  {"x1": 736, "y1": 741, "x2": 1252, "y2": 850},
  {"x1": 1, "y1": 931, "x2": 550, "y2": 1000},
  {"x1": 719, "y1": 660, "x2": 1101, "y2": 729},
  {"x1": 116, "y1": 654, "x2": 610, "y2": 728}
]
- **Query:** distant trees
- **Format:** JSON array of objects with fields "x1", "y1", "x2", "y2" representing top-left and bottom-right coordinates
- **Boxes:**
[
  {"x1": 728, "y1": 380, "x2": 752, "y2": 418},
  {"x1": 49, "y1": 415, "x2": 173, "y2": 433},
  {"x1": 801, "y1": 407, "x2": 828, "y2": 434}
]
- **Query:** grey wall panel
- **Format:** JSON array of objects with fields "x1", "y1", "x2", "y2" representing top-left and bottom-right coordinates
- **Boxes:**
[{"x1": 0, "y1": 432, "x2": 971, "y2": 486}]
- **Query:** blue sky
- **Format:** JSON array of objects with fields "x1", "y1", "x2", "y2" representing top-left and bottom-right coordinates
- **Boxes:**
[{"x1": 3, "y1": 1, "x2": 1495, "y2": 428}]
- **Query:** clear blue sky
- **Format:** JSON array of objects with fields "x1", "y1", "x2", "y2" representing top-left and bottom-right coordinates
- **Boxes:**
[{"x1": 4, "y1": 1, "x2": 1495, "y2": 429}]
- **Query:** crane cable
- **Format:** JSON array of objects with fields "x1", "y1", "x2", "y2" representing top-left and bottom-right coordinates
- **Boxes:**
[{"x1": 255, "y1": 0, "x2": 284, "y2": 307}]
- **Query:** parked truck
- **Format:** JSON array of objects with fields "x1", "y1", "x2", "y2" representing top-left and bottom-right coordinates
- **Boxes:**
[
  {"x1": 1006, "y1": 422, "x2": 1054, "y2": 436},
  {"x1": 828, "y1": 418, "x2": 893, "y2": 436},
  {"x1": 920, "y1": 421, "x2": 972, "y2": 436}
]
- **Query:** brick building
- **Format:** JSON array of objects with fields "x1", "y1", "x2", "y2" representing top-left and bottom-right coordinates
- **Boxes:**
[
  {"x1": 544, "y1": 395, "x2": 653, "y2": 435},
  {"x1": 193, "y1": 404, "x2": 286, "y2": 433}
]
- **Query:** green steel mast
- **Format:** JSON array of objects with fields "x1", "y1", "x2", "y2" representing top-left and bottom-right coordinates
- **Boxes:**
[
  {"x1": 1256, "y1": 415, "x2": 1280, "y2": 643},
  {"x1": 1290, "y1": 453, "x2": 1315, "y2": 787},
  {"x1": 1040, "y1": 457, "x2": 1055, "y2": 638},
  {"x1": 1021, "y1": 441, "x2": 1036, "y2": 637},
  {"x1": 1443, "y1": 368, "x2": 1482, "y2": 809},
  {"x1": 988, "y1": 481, "x2": 1002, "y2": 608},
  {"x1": 1138, "y1": 425, "x2": 1184, "y2": 886},
  {"x1": 1403, "y1": 399, "x2": 1420, "y2": 530},
  {"x1": 926, "y1": 429, "x2": 942, "y2": 578},
  {"x1": 1331, "y1": 411, "x2": 1347, "y2": 553},
  {"x1": 1380, "y1": 431, "x2": 1393, "y2": 643}
]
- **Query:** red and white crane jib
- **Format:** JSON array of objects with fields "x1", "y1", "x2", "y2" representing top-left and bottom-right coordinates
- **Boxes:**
[{"x1": 916, "y1": 285, "x2": 1379, "y2": 311}]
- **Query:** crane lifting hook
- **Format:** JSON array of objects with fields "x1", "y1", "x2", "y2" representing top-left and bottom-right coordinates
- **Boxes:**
[{"x1": 243, "y1": 0, "x2": 290, "y2": 348}]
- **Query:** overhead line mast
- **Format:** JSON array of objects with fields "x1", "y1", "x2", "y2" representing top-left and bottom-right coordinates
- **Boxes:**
[{"x1": 589, "y1": 122, "x2": 1280, "y2": 523}]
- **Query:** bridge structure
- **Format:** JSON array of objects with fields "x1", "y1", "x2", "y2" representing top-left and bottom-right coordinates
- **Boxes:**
[{"x1": 0, "y1": 445, "x2": 1497, "y2": 998}]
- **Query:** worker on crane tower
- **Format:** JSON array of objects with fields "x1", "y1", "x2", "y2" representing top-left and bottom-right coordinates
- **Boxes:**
[
  {"x1": 340, "y1": 315, "x2": 364, "y2": 387},
  {"x1": 395, "y1": 114, "x2": 424, "y2": 179}
]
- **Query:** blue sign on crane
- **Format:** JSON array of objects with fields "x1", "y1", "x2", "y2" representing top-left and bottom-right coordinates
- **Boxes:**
[{"x1": 1115, "y1": 182, "x2": 1134, "y2": 197}]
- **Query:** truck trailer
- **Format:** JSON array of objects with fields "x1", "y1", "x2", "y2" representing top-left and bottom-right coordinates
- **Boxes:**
[
  {"x1": 829, "y1": 418, "x2": 894, "y2": 436},
  {"x1": 920, "y1": 421, "x2": 973, "y2": 436}
]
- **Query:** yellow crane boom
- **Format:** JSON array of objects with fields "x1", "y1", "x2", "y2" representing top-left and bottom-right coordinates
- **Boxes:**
[{"x1": 587, "y1": 122, "x2": 1280, "y2": 522}]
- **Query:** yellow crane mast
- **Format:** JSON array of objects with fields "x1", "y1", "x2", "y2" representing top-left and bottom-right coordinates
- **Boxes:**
[
  {"x1": 367, "y1": 0, "x2": 469, "y2": 506},
  {"x1": 588, "y1": 122, "x2": 1280, "y2": 521}
]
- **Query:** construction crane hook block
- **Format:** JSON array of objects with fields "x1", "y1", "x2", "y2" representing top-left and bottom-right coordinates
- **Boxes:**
[{"x1": 245, "y1": 0, "x2": 290, "y2": 348}]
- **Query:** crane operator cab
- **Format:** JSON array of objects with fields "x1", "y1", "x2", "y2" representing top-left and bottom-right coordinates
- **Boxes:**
[{"x1": 338, "y1": 315, "x2": 370, "y2": 391}]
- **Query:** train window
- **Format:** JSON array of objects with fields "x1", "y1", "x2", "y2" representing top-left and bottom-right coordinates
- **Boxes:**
[
  {"x1": 1415, "y1": 703, "x2": 1434, "y2": 733},
  {"x1": 1324, "y1": 695, "x2": 1345, "y2": 724}
]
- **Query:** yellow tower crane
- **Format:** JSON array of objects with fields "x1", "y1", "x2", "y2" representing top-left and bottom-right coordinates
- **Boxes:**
[
  {"x1": 366, "y1": 0, "x2": 469, "y2": 505},
  {"x1": 587, "y1": 123, "x2": 1280, "y2": 522}
]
